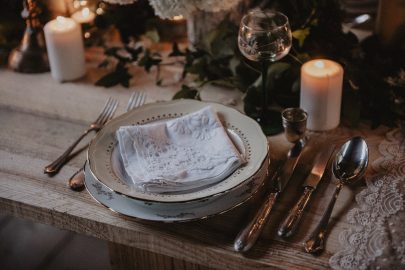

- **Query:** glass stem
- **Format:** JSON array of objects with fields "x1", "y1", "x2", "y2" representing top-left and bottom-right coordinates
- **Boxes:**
[{"x1": 261, "y1": 60, "x2": 269, "y2": 119}]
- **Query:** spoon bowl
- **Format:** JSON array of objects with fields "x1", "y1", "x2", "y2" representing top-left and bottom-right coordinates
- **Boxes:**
[
  {"x1": 304, "y1": 136, "x2": 369, "y2": 254},
  {"x1": 333, "y1": 136, "x2": 369, "y2": 184}
]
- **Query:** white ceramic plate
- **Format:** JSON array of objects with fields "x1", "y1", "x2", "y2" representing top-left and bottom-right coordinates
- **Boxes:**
[
  {"x1": 88, "y1": 100, "x2": 268, "y2": 203},
  {"x1": 84, "y1": 155, "x2": 268, "y2": 222}
]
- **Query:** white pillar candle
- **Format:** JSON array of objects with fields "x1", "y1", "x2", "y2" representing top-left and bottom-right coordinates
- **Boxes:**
[
  {"x1": 44, "y1": 16, "x2": 86, "y2": 82},
  {"x1": 300, "y1": 59, "x2": 343, "y2": 131},
  {"x1": 71, "y1": 7, "x2": 96, "y2": 24}
]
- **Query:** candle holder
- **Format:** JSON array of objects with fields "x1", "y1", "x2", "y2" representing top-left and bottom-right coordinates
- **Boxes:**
[
  {"x1": 282, "y1": 108, "x2": 308, "y2": 143},
  {"x1": 8, "y1": 0, "x2": 49, "y2": 73}
]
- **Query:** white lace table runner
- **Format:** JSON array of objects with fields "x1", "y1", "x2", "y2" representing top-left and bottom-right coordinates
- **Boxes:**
[{"x1": 330, "y1": 129, "x2": 405, "y2": 269}]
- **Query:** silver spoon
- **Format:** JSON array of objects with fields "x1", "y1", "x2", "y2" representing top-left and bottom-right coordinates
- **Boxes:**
[{"x1": 303, "y1": 136, "x2": 369, "y2": 254}]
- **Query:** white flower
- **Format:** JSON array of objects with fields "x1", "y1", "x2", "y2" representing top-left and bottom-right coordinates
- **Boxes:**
[
  {"x1": 103, "y1": 0, "x2": 137, "y2": 5},
  {"x1": 104, "y1": 0, "x2": 241, "y2": 19}
]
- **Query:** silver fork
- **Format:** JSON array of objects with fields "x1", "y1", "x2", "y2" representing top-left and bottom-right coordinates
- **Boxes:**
[
  {"x1": 44, "y1": 97, "x2": 119, "y2": 175},
  {"x1": 126, "y1": 91, "x2": 146, "y2": 112},
  {"x1": 68, "y1": 91, "x2": 146, "y2": 191}
]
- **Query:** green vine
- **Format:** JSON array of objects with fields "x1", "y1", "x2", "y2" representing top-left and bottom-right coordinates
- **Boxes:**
[{"x1": 95, "y1": 0, "x2": 404, "y2": 128}]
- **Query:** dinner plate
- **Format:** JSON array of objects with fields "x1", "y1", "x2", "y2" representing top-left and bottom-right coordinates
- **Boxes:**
[
  {"x1": 84, "y1": 155, "x2": 268, "y2": 222},
  {"x1": 88, "y1": 100, "x2": 268, "y2": 203}
]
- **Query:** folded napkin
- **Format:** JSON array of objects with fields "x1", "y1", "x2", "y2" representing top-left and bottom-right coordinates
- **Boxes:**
[{"x1": 116, "y1": 106, "x2": 246, "y2": 193}]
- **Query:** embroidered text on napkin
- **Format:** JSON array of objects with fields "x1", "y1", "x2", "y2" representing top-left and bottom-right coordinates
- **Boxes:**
[{"x1": 116, "y1": 106, "x2": 246, "y2": 193}]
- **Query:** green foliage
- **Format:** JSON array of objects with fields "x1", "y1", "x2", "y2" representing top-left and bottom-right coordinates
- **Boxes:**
[
  {"x1": 95, "y1": 0, "x2": 404, "y2": 128},
  {"x1": 95, "y1": 63, "x2": 132, "y2": 88},
  {"x1": 173, "y1": 85, "x2": 201, "y2": 100},
  {"x1": 168, "y1": 42, "x2": 185, "y2": 57},
  {"x1": 95, "y1": 45, "x2": 163, "y2": 88},
  {"x1": 169, "y1": 20, "x2": 260, "y2": 91},
  {"x1": 138, "y1": 50, "x2": 162, "y2": 72}
]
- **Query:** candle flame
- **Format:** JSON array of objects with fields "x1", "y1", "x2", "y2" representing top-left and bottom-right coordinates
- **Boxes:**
[
  {"x1": 56, "y1": 16, "x2": 66, "y2": 25},
  {"x1": 314, "y1": 60, "x2": 325, "y2": 69},
  {"x1": 73, "y1": 1, "x2": 80, "y2": 9},
  {"x1": 82, "y1": 7, "x2": 90, "y2": 17},
  {"x1": 172, "y1": 15, "x2": 184, "y2": 21},
  {"x1": 96, "y1": 7, "x2": 104, "y2": 15}
]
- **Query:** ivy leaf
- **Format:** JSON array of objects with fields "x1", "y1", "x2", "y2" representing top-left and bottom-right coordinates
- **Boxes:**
[
  {"x1": 202, "y1": 19, "x2": 237, "y2": 58},
  {"x1": 173, "y1": 85, "x2": 201, "y2": 100},
  {"x1": 187, "y1": 57, "x2": 208, "y2": 80},
  {"x1": 98, "y1": 59, "x2": 109, "y2": 68},
  {"x1": 124, "y1": 46, "x2": 143, "y2": 62},
  {"x1": 138, "y1": 50, "x2": 162, "y2": 72},
  {"x1": 95, "y1": 64, "x2": 132, "y2": 88},
  {"x1": 104, "y1": 47, "x2": 132, "y2": 62},
  {"x1": 169, "y1": 42, "x2": 185, "y2": 57},
  {"x1": 182, "y1": 48, "x2": 206, "y2": 78},
  {"x1": 104, "y1": 47, "x2": 120, "y2": 57},
  {"x1": 253, "y1": 62, "x2": 291, "y2": 90},
  {"x1": 243, "y1": 86, "x2": 261, "y2": 117},
  {"x1": 206, "y1": 78, "x2": 241, "y2": 89},
  {"x1": 144, "y1": 28, "x2": 160, "y2": 43},
  {"x1": 292, "y1": 28, "x2": 311, "y2": 47}
]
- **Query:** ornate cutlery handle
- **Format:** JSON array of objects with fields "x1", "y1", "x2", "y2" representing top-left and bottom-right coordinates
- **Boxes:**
[
  {"x1": 234, "y1": 192, "x2": 278, "y2": 252},
  {"x1": 303, "y1": 183, "x2": 342, "y2": 254},
  {"x1": 278, "y1": 187, "x2": 314, "y2": 238},
  {"x1": 68, "y1": 168, "x2": 86, "y2": 191},
  {"x1": 44, "y1": 127, "x2": 97, "y2": 174}
]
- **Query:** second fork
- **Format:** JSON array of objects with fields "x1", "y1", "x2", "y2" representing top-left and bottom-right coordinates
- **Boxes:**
[
  {"x1": 44, "y1": 97, "x2": 118, "y2": 175},
  {"x1": 68, "y1": 91, "x2": 146, "y2": 191}
]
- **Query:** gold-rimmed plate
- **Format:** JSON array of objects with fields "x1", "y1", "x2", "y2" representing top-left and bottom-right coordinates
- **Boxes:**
[
  {"x1": 85, "y1": 156, "x2": 268, "y2": 222},
  {"x1": 88, "y1": 100, "x2": 268, "y2": 203}
]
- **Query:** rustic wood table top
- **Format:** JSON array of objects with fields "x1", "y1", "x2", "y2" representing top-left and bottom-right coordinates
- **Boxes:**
[{"x1": 0, "y1": 48, "x2": 389, "y2": 270}]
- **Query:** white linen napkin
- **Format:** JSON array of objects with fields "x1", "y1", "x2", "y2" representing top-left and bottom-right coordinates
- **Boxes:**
[{"x1": 116, "y1": 106, "x2": 246, "y2": 193}]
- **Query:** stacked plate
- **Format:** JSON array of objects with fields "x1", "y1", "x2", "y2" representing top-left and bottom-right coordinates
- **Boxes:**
[{"x1": 85, "y1": 100, "x2": 269, "y2": 222}]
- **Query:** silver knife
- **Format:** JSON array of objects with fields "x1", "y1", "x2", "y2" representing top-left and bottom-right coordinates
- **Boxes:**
[
  {"x1": 234, "y1": 139, "x2": 306, "y2": 252},
  {"x1": 277, "y1": 146, "x2": 335, "y2": 238}
]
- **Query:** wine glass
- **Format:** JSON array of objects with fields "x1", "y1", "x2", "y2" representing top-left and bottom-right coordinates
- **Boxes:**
[{"x1": 238, "y1": 10, "x2": 292, "y2": 135}]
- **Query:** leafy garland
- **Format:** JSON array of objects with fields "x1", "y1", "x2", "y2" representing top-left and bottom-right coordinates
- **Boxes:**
[{"x1": 95, "y1": 0, "x2": 405, "y2": 129}]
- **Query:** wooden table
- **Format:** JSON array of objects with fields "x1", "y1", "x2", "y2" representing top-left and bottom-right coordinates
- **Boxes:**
[{"x1": 0, "y1": 48, "x2": 389, "y2": 269}]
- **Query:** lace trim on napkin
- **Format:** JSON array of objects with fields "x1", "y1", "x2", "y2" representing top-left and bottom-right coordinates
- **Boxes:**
[
  {"x1": 330, "y1": 129, "x2": 405, "y2": 270},
  {"x1": 116, "y1": 106, "x2": 245, "y2": 193}
]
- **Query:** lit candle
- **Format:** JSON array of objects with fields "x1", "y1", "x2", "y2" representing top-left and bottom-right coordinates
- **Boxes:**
[
  {"x1": 71, "y1": 7, "x2": 96, "y2": 24},
  {"x1": 300, "y1": 59, "x2": 343, "y2": 131},
  {"x1": 44, "y1": 16, "x2": 86, "y2": 82},
  {"x1": 172, "y1": 15, "x2": 185, "y2": 22}
]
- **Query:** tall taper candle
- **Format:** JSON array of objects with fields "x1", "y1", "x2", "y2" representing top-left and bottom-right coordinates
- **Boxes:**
[
  {"x1": 300, "y1": 59, "x2": 343, "y2": 131},
  {"x1": 44, "y1": 16, "x2": 86, "y2": 81}
]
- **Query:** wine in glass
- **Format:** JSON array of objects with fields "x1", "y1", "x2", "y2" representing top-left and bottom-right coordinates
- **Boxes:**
[{"x1": 238, "y1": 10, "x2": 292, "y2": 135}]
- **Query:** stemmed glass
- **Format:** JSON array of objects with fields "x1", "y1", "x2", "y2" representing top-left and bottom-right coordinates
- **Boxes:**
[{"x1": 238, "y1": 10, "x2": 292, "y2": 135}]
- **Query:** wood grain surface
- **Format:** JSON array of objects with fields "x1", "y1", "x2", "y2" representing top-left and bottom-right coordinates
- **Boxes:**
[{"x1": 0, "y1": 50, "x2": 389, "y2": 269}]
